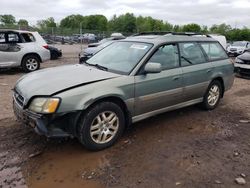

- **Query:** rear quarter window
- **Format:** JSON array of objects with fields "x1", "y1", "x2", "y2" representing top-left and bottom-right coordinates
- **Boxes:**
[
  {"x1": 21, "y1": 33, "x2": 36, "y2": 43},
  {"x1": 200, "y1": 42, "x2": 228, "y2": 61}
]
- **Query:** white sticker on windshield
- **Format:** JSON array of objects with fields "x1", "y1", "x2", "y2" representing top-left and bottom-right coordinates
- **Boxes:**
[{"x1": 130, "y1": 44, "x2": 148, "y2": 50}]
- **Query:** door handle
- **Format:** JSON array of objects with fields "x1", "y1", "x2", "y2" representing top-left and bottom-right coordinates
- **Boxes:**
[
  {"x1": 173, "y1": 76, "x2": 180, "y2": 81},
  {"x1": 206, "y1": 69, "x2": 212, "y2": 73}
]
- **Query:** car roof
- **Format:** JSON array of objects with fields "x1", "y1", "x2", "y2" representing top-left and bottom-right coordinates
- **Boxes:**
[
  {"x1": 124, "y1": 34, "x2": 216, "y2": 45},
  {"x1": 0, "y1": 29, "x2": 36, "y2": 34}
]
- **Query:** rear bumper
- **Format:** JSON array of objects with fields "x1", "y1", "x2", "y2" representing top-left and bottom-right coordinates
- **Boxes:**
[{"x1": 13, "y1": 98, "x2": 81, "y2": 137}]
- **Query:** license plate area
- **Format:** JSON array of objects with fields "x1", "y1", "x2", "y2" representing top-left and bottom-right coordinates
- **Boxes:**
[{"x1": 13, "y1": 101, "x2": 36, "y2": 128}]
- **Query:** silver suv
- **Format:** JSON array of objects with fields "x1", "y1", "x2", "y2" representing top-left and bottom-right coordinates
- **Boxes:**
[
  {"x1": 13, "y1": 33, "x2": 234, "y2": 150},
  {"x1": 227, "y1": 41, "x2": 250, "y2": 56},
  {"x1": 0, "y1": 30, "x2": 50, "y2": 72}
]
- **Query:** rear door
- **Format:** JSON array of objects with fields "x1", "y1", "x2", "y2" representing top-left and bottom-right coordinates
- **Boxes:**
[
  {"x1": 134, "y1": 43, "x2": 183, "y2": 116},
  {"x1": 179, "y1": 42, "x2": 213, "y2": 101}
]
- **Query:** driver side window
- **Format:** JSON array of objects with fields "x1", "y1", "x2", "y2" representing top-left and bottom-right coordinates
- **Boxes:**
[{"x1": 148, "y1": 44, "x2": 179, "y2": 70}]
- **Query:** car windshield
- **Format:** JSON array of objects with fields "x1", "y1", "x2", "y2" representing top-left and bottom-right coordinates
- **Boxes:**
[
  {"x1": 232, "y1": 41, "x2": 246, "y2": 47},
  {"x1": 97, "y1": 41, "x2": 113, "y2": 50},
  {"x1": 86, "y1": 41, "x2": 153, "y2": 74}
]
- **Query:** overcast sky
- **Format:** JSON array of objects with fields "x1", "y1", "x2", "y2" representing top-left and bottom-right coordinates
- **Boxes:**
[{"x1": 1, "y1": 0, "x2": 250, "y2": 28}]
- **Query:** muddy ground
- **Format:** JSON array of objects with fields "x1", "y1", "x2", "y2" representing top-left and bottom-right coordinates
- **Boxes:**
[{"x1": 0, "y1": 44, "x2": 250, "y2": 188}]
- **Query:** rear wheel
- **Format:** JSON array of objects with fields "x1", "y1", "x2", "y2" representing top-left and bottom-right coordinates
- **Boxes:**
[
  {"x1": 202, "y1": 80, "x2": 222, "y2": 110},
  {"x1": 78, "y1": 102, "x2": 125, "y2": 151},
  {"x1": 21, "y1": 55, "x2": 40, "y2": 72}
]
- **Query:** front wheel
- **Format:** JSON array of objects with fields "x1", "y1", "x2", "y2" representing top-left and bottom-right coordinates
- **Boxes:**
[
  {"x1": 202, "y1": 80, "x2": 222, "y2": 110},
  {"x1": 78, "y1": 102, "x2": 125, "y2": 151}
]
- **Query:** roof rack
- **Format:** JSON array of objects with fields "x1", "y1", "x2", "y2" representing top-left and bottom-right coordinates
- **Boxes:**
[{"x1": 132, "y1": 31, "x2": 211, "y2": 37}]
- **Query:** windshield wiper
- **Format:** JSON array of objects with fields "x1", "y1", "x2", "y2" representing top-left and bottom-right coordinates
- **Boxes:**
[{"x1": 84, "y1": 62, "x2": 108, "y2": 71}]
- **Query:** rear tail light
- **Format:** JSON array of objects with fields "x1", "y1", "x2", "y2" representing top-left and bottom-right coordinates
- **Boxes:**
[{"x1": 43, "y1": 45, "x2": 49, "y2": 49}]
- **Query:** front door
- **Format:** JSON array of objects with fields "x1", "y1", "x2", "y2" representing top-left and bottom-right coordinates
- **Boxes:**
[
  {"x1": 134, "y1": 43, "x2": 183, "y2": 116},
  {"x1": 0, "y1": 32, "x2": 23, "y2": 67}
]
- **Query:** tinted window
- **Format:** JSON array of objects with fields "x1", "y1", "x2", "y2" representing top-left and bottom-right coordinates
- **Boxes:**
[
  {"x1": 201, "y1": 42, "x2": 228, "y2": 60},
  {"x1": 179, "y1": 42, "x2": 206, "y2": 66},
  {"x1": 0, "y1": 33, "x2": 6, "y2": 43},
  {"x1": 149, "y1": 44, "x2": 179, "y2": 70},
  {"x1": 21, "y1": 33, "x2": 36, "y2": 42}
]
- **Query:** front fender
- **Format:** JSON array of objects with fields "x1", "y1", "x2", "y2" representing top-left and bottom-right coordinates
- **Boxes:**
[{"x1": 55, "y1": 76, "x2": 135, "y2": 114}]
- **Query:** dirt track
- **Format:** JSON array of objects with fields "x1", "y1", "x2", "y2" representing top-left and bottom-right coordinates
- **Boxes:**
[{"x1": 0, "y1": 45, "x2": 250, "y2": 188}]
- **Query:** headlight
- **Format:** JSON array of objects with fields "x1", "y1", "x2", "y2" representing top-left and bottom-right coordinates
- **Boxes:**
[
  {"x1": 29, "y1": 97, "x2": 60, "y2": 113},
  {"x1": 235, "y1": 57, "x2": 244, "y2": 64}
]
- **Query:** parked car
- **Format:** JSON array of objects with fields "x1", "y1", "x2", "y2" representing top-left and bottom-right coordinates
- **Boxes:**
[
  {"x1": 82, "y1": 33, "x2": 97, "y2": 43},
  {"x1": 234, "y1": 49, "x2": 250, "y2": 76},
  {"x1": 48, "y1": 46, "x2": 62, "y2": 60},
  {"x1": 13, "y1": 33, "x2": 234, "y2": 150},
  {"x1": 88, "y1": 36, "x2": 126, "y2": 48},
  {"x1": 79, "y1": 41, "x2": 114, "y2": 63},
  {"x1": 0, "y1": 30, "x2": 50, "y2": 72},
  {"x1": 227, "y1": 41, "x2": 250, "y2": 56}
]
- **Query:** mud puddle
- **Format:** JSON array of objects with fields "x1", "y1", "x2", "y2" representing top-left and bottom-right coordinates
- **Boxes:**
[{"x1": 24, "y1": 141, "x2": 111, "y2": 188}]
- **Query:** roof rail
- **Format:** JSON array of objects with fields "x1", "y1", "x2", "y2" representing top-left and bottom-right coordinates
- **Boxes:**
[
  {"x1": 132, "y1": 31, "x2": 211, "y2": 37},
  {"x1": 132, "y1": 31, "x2": 172, "y2": 36}
]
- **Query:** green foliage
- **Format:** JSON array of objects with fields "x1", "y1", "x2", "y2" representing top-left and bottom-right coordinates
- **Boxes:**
[
  {"x1": 18, "y1": 19, "x2": 29, "y2": 26},
  {"x1": 182, "y1": 23, "x2": 201, "y2": 32},
  {"x1": 136, "y1": 16, "x2": 173, "y2": 32},
  {"x1": 1, "y1": 14, "x2": 250, "y2": 41},
  {"x1": 60, "y1": 14, "x2": 84, "y2": 28},
  {"x1": 109, "y1": 13, "x2": 136, "y2": 33},
  {"x1": 37, "y1": 17, "x2": 56, "y2": 29},
  {"x1": 0, "y1": 14, "x2": 16, "y2": 25}
]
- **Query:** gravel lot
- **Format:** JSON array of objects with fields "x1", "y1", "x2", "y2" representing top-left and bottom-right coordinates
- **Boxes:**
[{"x1": 0, "y1": 45, "x2": 250, "y2": 188}]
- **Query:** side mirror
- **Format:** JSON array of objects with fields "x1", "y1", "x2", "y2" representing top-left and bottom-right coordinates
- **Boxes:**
[{"x1": 144, "y1": 62, "x2": 162, "y2": 74}]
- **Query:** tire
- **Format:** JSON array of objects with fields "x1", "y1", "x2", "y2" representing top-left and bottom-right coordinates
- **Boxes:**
[
  {"x1": 78, "y1": 102, "x2": 125, "y2": 151},
  {"x1": 202, "y1": 80, "x2": 222, "y2": 110},
  {"x1": 21, "y1": 55, "x2": 40, "y2": 72}
]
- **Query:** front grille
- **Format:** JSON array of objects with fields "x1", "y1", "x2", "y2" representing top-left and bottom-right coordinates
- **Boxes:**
[
  {"x1": 243, "y1": 60, "x2": 250, "y2": 65},
  {"x1": 14, "y1": 91, "x2": 25, "y2": 107}
]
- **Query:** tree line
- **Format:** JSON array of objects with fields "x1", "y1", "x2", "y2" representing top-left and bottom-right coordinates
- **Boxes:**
[{"x1": 1, "y1": 13, "x2": 250, "y2": 41}]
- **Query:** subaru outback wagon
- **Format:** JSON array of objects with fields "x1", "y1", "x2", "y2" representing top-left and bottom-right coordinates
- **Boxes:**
[{"x1": 13, "y1": 33, "x2": 234, "y2": 150}]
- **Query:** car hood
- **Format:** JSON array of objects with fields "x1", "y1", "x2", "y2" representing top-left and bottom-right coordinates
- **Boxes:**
[
  {"x1": 15, "y1": 64, "x2": 120, "y2": 102},
  {"x1": 237, "y1": 51, "x2": 250, "y2": 61}
]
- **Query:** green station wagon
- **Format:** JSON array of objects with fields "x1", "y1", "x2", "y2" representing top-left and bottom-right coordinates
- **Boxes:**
[{"x1": 13, "y1": 33, "x2": 234, "y2": 150}]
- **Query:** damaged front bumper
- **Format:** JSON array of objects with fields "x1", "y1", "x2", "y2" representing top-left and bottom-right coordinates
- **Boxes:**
[{"x1": 13, "y1": 97, "x2": 81, "y2": 138}]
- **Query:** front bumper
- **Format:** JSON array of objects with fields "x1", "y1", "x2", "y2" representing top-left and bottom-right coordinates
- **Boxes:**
[
  {"x1": 227, "y1": 51, "x2": 243, "y2": 57},
  {"x1": 13, "y1": 98, "x2": 80, "y2": 137},
  {"x1": 234, "y1": 63, "x2": 250, "y2": 76}
]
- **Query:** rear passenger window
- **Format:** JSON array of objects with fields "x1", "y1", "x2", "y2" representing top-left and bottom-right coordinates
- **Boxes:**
[
  {"x1": 200, "y1": 42, "x2": 228, "y2": 60},
  {"x1": 7, "y1": 33, "x2": 20, "y2": 43},
  {"x1": 149, "y1": 44, "x2": 179, "y2": 70},
  {"x1": 179, "y1": 42, "x2": 206, "y2": 66}
]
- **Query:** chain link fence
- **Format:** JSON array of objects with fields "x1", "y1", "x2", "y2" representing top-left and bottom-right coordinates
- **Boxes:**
[{"x1": 0, "y1": 25, "x2": 133, "y2": 45}]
